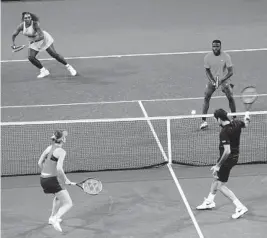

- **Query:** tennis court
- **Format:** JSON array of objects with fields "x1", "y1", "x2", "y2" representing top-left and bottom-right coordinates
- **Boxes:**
[{"x1": 1, "y1": 0, "x2": 267, "y2": 237}]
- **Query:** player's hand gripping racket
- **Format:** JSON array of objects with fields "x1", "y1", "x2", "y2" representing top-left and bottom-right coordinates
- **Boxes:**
[
  {"x1": 70, "y1": 178, "x2": 103, "y2": 195},
  {"x1": 214, "y1": 76, "x2": 219, "y2": 89},
  {"x1": 241, "y1": 86, "x2": 258, "y2": 111},
  {"x1": 11, "y1": 45, "x2": 26, "y2": 53}
]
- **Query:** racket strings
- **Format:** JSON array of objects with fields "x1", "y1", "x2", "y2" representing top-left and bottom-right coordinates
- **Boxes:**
[
  {"x1": 83, "y1": 179, "x2": 102, "y2": 194},
  {"x1": 242, "y1": 88, "x2": 258, "y2": 103}
]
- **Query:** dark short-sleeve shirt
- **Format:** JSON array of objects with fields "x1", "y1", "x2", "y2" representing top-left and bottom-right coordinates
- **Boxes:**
[{"x1": 219, "y1": 120, "x2": 245, "y2": 156}]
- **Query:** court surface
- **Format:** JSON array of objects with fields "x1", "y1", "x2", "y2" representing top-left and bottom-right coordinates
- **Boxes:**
[{"x1": 1, "y1": 0, "x2": 267, "y2": 238}]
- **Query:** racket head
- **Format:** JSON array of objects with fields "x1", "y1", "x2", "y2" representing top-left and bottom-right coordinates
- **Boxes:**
[
  {"x1": 77, "y1": 178, "x2": 103, "y2": 195},
  {"x1": 241, "y1": 86, "x2": 258, "y2": 110},
  {"x1": 12, "y1": 45, "x2": 26, "y2": 53}
]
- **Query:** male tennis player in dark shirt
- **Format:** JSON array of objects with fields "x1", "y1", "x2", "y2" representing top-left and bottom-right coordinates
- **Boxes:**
[{"x1": 197, "y1": 108, "x2": 250, "y2": 219}]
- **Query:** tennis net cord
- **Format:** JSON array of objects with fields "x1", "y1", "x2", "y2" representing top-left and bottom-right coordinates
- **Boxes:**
[{"x1": 1, "y1": 111, "x2": 266, "y2": 176}]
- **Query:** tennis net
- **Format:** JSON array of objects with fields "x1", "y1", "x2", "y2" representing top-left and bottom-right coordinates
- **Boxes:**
[{"x1": 1, "y1": 111, "x2": 267, "y2": 176}]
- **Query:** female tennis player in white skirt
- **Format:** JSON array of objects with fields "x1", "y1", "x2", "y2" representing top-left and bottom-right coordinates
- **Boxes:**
[{"x1": 11, "y1": 12, "x2": 77, "y2": 78}]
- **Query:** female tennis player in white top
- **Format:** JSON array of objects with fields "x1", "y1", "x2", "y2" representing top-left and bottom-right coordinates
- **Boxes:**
[
  {"x1": 38, "y1": 130, "x2": 74, "y2": 232},
  {"x1": 12, "y1": 12, "x2": 77, "y2": 78}
]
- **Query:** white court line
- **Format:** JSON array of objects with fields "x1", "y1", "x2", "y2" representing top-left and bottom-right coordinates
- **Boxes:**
[
  {"x1": 1, "y1": 47, "x2": 267, "y2": 63},
  {"x1": 1, "y1": 94, "x2": 267, "y2": 109},
  {"x1": 138, "y1": 101, "x2": 204, "y2": 238}
]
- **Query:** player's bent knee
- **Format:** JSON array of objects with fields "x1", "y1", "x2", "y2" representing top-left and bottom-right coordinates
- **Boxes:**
[
  {"x1": 65, "y1": 198, "x2": 73, "y2": 209},
  {"x1": 51, "y1": 53, "x2": 60, "y2": 59},
  {"x1": 28, "y1": 55, "x2": 36, "y2": 61},
  {"x1": 217, "y1": 182, "x2": 226, "y2": 191}
]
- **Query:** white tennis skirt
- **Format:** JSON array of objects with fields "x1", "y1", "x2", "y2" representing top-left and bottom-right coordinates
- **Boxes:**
[{"x1": 29, "y1": 31, "x2": 54, "y2": 52}]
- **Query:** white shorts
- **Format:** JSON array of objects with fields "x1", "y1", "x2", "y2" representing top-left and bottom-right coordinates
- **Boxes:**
[{"x1": 29, "y1": 31, "x2": 54, "y2": 52}]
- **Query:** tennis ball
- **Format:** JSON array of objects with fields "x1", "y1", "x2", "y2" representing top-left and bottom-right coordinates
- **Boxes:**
[{"x1": 191, "y1": 110, "x2": 196, "y2": 115}]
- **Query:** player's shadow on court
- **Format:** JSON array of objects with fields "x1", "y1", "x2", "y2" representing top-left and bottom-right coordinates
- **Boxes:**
[
  {"x1": 72, "y1": 67, "x2": 138, "y2": 84},
  {"x1": 48, "y1": 72, "x2": 134, "y2": 85},
  {"x1": 45, "y1": 63, "x2": 139, "y2": 84},
  {"x1": 16, "y1": 223, "x2": 48, "y2": 238},
  {"x1": 48, "y1": 74, "x2": 115, "y2": 85}
]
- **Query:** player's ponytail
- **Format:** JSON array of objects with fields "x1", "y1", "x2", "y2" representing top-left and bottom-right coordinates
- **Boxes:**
[{"x1": 51, "y1": 130, "x2": 68, "y2": 144}]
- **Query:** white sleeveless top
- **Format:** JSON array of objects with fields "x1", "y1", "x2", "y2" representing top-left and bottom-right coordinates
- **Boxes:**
[
  {"x1": 22, "y1": 21, "x2": 54, "y2": 52},
  {"x1": 22, "y1": 21, "x2": 38, "y2": 39}
]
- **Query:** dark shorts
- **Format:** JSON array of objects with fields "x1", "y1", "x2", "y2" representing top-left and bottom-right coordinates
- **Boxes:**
[
  {"x1": 217, "y1": 155, "x2": 238, "y2": 182},
  {"x1": 205, "y1": 81, "x2": 234, "y2": 97},
  {"x1": 40, "y1": 176, "x2": 63, "y2": 194}
]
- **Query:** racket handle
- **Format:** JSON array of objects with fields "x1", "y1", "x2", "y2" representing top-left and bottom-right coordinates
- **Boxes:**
[
  {"x1": 244, "y1": 111, "x2": 250, "y2": 119},
  {"x1": 66, "y1": 181, "x2": 76, "y2": 186},
  {"x1": 215, "y1": 76, "x2": 219, "y2": 88},
  {"x1": 244, "y1": 111, "x2": 250, "y2": 124}
]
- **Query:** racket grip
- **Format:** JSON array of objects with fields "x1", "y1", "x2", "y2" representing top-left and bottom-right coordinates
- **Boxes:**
[
  {"x1": 244, "y1": 111, "x2": 250, "y2": 121},
  {"x1": 66, "y1": 181, "x2": 76, "y2": 185},
  {"x1": 215, "y1": 76, "x2": 219, "y2": 88}
]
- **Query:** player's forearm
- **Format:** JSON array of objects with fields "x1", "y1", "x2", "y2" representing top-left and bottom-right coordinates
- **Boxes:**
[
  {"x1": 221, "y1": 69, "x2": 233, "y2": 83},
  {"x1": 38, "y1": 156, "x2": 45, "y2": 169},
  {"x1": 57, "y1": 169, "x2": 68, "y2": 182},
  {"x1": 206, "y1": 70, "x2": 215, "y2": 83},
  {"x1": 12, "y1": 34, "x2": 17, "y2": 45},
  {"x1": 217, "y1": 152, "x2": 230, "y2": 167},
  {"x1": 38, "y1": 162, "x2": 43, "y2": 169}
]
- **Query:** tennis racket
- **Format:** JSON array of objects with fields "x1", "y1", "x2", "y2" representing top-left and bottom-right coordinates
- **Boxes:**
[
  {"x1": 241, "y1": 86, "x2": 258, "y2": 111},
  {"x1": 215, "y1": 76, "x2": 219, "y2": 89},
  {"x1": 71, "y1": 178, "x2": 103, "y2": 195},
  {"x1": 11, "y1": 45, "x2": 26, "y2": 53}
]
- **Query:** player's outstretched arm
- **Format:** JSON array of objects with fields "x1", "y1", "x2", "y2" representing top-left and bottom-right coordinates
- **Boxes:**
[
  {"x1": 11, "y1": 23, "x2": 23, "y2": 47},
  {"x1": 220, "y1": 66, "x2": 233, "y2": 85},
  {"x1": 205, "y1": 68, "x2": 215, "y2": 85}
]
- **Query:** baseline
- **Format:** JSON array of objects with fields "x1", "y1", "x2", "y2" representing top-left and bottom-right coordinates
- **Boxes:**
[{"x1": 1, "y1": 48, "x2": 267, "y2": 63}]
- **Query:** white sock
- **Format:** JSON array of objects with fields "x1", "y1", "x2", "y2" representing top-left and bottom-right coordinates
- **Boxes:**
[
  {"x1": 207, "y1": 193, "x2": 215, "y2": 202},
  {"x1": 233, "y1": 198, "x2": 243, "y2": 209},
  {"x1": 66, "y1": 64, "x2": 70, "y2": 68},
  {"x1": 40, "y1": 67, "x2": 46, "y2": 71}
]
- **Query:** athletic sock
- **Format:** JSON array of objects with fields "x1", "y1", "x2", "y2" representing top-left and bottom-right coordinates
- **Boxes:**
[
  {"x1": 207, "y1": 193, "x2": 215, "y2": 202},
  {"x1": 233, "y1": 198, "x2": 243, "y2": 209}
]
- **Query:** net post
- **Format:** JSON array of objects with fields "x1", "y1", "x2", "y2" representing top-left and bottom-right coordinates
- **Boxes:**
[{"x1": 167, "y1": 118, "x2": 172, "y2": 165}]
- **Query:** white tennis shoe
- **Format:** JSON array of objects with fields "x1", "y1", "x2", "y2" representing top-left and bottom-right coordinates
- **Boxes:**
[
  {"x1": 49, "y1": 216, "x2": 62, "y2": 232},
  {"x1": 48, "y1": 216, "x2": 62, "y2": 225},
  {"x1": 200, "y1": 121, "x2": 208, "y2": 130},
  {"x1": 232, "y1": 206, "x2": 248, "y2": 219},
  {"x1": 37, "y1": 68, "x2": 50, "y2": 78},
  {"x1": 196, "y1": 198, "x2": 216, "y2": 210},
  {"x1": 66, "y1": 65, "x2": 77, "y2": 76}
]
